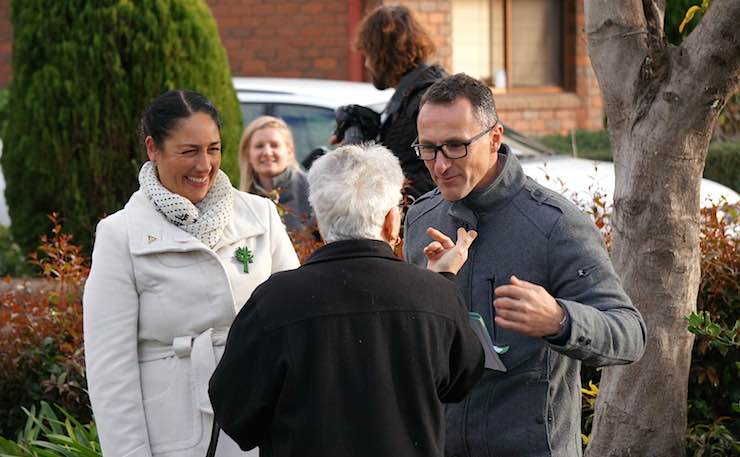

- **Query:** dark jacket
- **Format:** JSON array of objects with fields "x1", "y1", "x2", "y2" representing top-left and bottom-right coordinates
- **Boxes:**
[
  {"x1": 209, "y1": 239, "x2": 484, "y2": 457},
  {"x1": 379, "y1": 63, "x2": 447, "y2": 200},
  {"x1": 404, "y1": 147, "x2": 647, "y2": 457}
]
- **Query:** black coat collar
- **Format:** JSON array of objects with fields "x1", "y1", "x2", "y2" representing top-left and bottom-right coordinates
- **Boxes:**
[{"x1": 304, "y1": 239, "x2": 401, "y2": 266}]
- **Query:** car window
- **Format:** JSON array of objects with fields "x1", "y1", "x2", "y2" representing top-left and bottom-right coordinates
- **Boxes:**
[
  {"x1": 272, "y1": 104, "x2": 335, "y2": 162},
  {"x1": 241, "y1": 102, "x2": 268, "y2": 127}
]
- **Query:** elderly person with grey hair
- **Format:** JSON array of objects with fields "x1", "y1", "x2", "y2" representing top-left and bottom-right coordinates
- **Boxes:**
[{"x1": 209, "y1": 143, "x2": 484, "y2": 457}]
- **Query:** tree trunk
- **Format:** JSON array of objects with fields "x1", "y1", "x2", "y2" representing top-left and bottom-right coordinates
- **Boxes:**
[{"x1": 583, "y1": 1, "x2": 740, "y2": 456}]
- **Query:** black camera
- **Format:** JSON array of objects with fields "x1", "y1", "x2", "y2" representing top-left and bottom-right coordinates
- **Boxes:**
[{"x1": 333, "y1": 104, "x2": 381, "y2": 145}]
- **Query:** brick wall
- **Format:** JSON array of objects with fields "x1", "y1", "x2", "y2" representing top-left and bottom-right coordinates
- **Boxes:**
[
  {"x1": 383, "y1": 0, "x2": 453, "y2": 71},
  {"x1": 0, "y1": 0, "x2": 11, "y2": 88},
  {"x1": 207, "y1": 0, "x2": 354, "y2": 79},
  {"x1": 0, "y1": 0, "x2": 604, "y2": 135}
]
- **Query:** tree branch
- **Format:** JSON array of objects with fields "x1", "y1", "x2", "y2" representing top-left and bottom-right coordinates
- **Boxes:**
[
  {"x1": 681, "y1": 0, "x2": 740, "y2": 102},
  {"x1": 585, "y1": 1, "x2": 652, "y2": 128},
  {"x1": 642, "y1": 0, "x2": 665, "y2": 47}
]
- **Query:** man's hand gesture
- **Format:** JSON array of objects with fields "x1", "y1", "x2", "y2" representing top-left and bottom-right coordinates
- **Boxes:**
[{"x1": 423, "y1": 227, "x2": 477, "y2": 275}]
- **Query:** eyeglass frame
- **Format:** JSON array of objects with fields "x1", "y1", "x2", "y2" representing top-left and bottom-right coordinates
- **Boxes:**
[{"x1": 410, "y1": 123, "x2": 498, "y2": 161}]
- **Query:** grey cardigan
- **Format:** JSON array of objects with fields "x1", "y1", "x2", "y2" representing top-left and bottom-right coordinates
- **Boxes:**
[{"x1": 404, "y1": 146, "x2": 647, "y2": 457}]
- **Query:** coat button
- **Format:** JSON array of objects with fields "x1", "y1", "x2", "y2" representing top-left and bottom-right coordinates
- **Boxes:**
[
  {"x1": 585, "y1": 338, "x2": 592, "y2": 345},
  {"x1": 577, "y1": 336, "x2": 586, "y2": 343}
]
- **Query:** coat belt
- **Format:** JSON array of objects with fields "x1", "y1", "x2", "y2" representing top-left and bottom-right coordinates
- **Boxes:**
[{"x1": 138, "y1": 328, "x2": 229, "y2": 415}]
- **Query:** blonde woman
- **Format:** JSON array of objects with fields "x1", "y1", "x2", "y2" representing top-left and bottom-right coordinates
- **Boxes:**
[{"x1": 239, "y1": 116, "x2": 313, "y2": 235}]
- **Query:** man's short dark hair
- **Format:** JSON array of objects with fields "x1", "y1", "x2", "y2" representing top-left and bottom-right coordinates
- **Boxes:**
[{"x1": 420, "y1": 73, "x2": 498, "y2": 129}]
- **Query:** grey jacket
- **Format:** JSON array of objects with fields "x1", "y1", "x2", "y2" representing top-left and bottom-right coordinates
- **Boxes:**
[
  {"x1": 403, "y1": 146, "x2": 647, "y2": 457},
  {"x1": 251, "y1": 165, "x2": 313, "y2": 236}
]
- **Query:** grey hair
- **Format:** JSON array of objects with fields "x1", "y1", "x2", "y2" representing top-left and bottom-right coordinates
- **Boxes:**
[
  {"x1": 420, "y1": 73, "x2": 497, "y2": 129},
  {"x1": 307, "y1": 143, "x2": 404, "y2": 243}
]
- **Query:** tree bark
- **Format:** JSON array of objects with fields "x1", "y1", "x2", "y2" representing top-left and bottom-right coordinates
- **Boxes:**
[{"x1": 584, "y1": 1, "x2": 740, "y2": 456}]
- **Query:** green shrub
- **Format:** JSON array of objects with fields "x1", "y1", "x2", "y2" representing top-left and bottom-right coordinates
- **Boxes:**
[
  {"x1": 0, "y1": 226, "x2": 32, "y2": 277},
  {"x1": 704, "y1": 141, "x2": 740, "y2": 193},
  {"x1": 538, "y1": 129, "x2": 613, "y2": 162},
  {"x1": 538, "y1": 130, "x2": 740, "y2": 192},
  {"x1": 3, "y1": 0, "x2": 243, "y2": 255},
  {"x1": 0, "y1": 402, "x2": 100, "y2": 456},
  {"x1": 0, "y1": 87, "x2": 7, "y2": 140}
]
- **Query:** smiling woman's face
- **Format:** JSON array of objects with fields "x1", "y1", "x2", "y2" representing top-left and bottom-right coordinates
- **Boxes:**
[
  {"x1": 248, "y1": 127, "x2": 294, "y2": 180},
  {"x1": 146, "y1": 111, "x2": 222, "y2": 204}
]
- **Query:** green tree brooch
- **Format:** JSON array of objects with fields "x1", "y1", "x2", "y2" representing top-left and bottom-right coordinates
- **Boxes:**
[{"x1": 235, "y1": 246, "x2": 255, "y2": 273}]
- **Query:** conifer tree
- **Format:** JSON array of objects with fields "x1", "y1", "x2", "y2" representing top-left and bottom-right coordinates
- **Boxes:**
[{"x1": 3, "y1": 0, "x2": 243, "y2": 253}]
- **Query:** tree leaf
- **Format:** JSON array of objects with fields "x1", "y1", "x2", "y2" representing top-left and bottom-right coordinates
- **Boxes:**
[{"x1": 679, "y1": 6, "x2": 703, "y2": 33}]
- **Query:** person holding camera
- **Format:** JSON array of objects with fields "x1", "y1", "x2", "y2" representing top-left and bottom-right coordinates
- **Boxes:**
[{"x1": 352, "y1": 5, "x2": 447, "y2": 200}]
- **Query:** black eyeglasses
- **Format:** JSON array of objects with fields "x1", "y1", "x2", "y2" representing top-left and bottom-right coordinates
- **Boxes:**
[{"x1": 411, "y1": 124, "x2": 495, "y2": 161}]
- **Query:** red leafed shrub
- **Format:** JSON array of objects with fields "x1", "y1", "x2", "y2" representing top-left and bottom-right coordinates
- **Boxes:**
[{"x1": 0, "y1": 214, "x2": 90, "y2": 437}]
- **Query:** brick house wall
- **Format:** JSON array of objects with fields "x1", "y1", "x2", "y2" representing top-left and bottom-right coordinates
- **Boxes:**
[
  {"x1": 0, "y1": 0, "x2": 10, "y2": 88},
  {"x1": 206, "y1": 0, "x2": 353, "y2": 79},
  {"x1": 0, "y1": 0, "x2": 603, "y2": 135}
]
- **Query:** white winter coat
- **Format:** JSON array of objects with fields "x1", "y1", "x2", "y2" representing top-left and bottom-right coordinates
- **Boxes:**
[{"x1": 83, "y1": 188, "x2": 299, "y2": 457}]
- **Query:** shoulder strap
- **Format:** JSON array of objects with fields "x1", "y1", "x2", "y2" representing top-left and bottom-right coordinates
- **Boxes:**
[{"x1": 205, "y1": 421, "x2": 220, "y2": 457}]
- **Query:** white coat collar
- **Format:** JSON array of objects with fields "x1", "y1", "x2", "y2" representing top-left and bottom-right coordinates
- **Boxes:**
[{"x1": 125, "y1": 189, "x2": 266, "y2": 255}]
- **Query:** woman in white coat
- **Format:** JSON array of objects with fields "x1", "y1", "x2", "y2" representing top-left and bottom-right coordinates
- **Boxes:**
[{"x1": 83, "y1": 90, "x2": 299, "y2": 457}]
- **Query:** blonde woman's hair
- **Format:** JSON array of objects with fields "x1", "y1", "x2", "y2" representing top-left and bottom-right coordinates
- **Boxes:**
[{"x1": 238, "y1": 115, "x2": 296, "y2": 192}]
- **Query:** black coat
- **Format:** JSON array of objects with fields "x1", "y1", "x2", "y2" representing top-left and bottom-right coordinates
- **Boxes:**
[
  {"x1": 209, "y1": 239, "x2": 484, "y2": 457},
  {"x1": 379, "y1": 63, "x2": 447, "y2": 200}
]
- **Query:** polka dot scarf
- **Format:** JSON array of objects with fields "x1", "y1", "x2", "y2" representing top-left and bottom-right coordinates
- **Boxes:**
[{"x1": 139, "y1": 161, "x2": 233, "y2": 248}]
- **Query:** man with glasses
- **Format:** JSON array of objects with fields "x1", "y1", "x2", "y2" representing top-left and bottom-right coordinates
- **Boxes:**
[{"x1": 403, "y1": 73, "x2": 647, "y2": 457}]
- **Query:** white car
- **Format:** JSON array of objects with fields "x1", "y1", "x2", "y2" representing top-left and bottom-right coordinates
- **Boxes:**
[{"x1": 233, "y1": 77, "x2": 739, "y2": 207}]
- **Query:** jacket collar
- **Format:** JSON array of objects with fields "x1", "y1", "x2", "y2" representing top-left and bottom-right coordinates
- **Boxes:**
[
  {"x1": 303, "y1": 239, "x2": 401, "y2": 266},
  {"x1": 125, "y1": 189, "x2": 266, "y2": 255},
  {"x1": 460, "y1": 145, "x2": 526, "y2": 211},
  {"x1": 385, "y1": 62, "x2": 445, "y2": 116}
]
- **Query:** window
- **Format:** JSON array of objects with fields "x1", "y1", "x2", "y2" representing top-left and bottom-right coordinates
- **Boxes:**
[
  {"x1": 240, "y1": 102, "x2": 267, "y2": 127},
  {"x1": 452, "y1": 0, "x2": 566, "y2": 91},
  {"x1": 272, "y1": 104, "x2": 335, "y2": 162},
  {"x1": 238, "y1": 102, "x2": 336, "y2": 163}
]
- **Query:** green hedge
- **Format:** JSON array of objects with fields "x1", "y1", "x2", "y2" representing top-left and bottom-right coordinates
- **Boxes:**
[
  {"x1": 539, "y1": 130, "x2": 740, "y2": 192},
  {"x1": 0, "y1": 88, "x2": 7, "y2": 141},
  {"x1": 2, "y1": 0, "x2": 243, "y2": 254}
]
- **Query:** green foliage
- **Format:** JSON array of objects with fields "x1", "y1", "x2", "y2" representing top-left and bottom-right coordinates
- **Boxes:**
[
  {"x1": 704, "y1": 141, "x2": 740, "y2": 192},
  {"x1": 686, "y1": 418, "x2": 740, "y2": 457},
  {"x1": 665, "y1": 0, "x2": 705, "y2": 44},
  {"x1": 0, "y1": 226, "x2": 32, "y2": 277},
  {"x1": 3, "y1": 0, "x2": 243, "y2": 254},
  {"x1": 686, "y1": 311, "x2": 739, "y2": 355},
  {"x1": 539, "y1": 130, "x2": 740, "y2": 192},
  {"x1": 538, "y1": 130, "x2": 613, "y2": 162},
  {"x1": 0, "y1": 402, "x2": 100, "y2": 456},
  {"x1": 0, "y1": 87, "x2": 8, "y2": 140}
]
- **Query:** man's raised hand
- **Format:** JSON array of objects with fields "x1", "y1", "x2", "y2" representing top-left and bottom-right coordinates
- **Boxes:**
[{"x1": 424, "y1": 227, "x2": 477, "y2": 274}]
